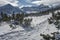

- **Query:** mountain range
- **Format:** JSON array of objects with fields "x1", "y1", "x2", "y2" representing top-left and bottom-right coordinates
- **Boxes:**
[
  {"x1": 21, "y1": 4, "x2": 50, "y2": 13},
  {"x1": 0, "y1": 4, "x2": 23, "y2": 14},
  {"x1": 0, "y1": 4, "x2": 60, "y2": 14}
]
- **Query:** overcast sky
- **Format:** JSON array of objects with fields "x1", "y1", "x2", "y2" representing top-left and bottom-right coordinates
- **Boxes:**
[{"x1": 0, "y1": 0, "x2": 60, "y2": 7}]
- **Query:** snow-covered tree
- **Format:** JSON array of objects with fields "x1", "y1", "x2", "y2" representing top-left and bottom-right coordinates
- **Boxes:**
[{"x1": 23, "y1": 18, "x2": 32, "y2": 27}]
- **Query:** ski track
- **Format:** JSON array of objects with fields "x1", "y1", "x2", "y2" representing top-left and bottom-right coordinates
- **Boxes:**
[{"x1": 0, "y1": 20, "x2": 47, "y2": 40}]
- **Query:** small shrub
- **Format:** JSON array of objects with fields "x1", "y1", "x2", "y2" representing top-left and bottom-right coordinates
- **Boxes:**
[
  {"x1": 40, "y1": 34, "x2": 52, "y2": 40},
  {"x1": 48, "y1": 18, "x2": 53, "y2": 24},
  {"x1": 9, "y1": 24, "x2": 13, "y2": 28},
  {"x1": 9, "y1": 24, "x2": 16, "y2": 29}
]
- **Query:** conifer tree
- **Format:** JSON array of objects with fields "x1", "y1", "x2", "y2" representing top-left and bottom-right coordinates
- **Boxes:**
[
  {"x1": 19, "y1": 13, "x2": 24, "y2": 24},
  {"x1": 3, "y1": 13, "x2": 8, "y2": 21},
  {"x1": 11, "y1": 11, "x2": 15, "y2": 20}
]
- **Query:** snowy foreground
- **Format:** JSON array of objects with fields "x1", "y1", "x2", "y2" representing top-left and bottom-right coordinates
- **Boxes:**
[{"x1": 0, "y1": 14, "x2": 58, "y2": 40}]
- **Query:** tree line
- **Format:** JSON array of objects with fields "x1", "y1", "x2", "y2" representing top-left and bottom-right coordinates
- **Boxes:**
[{"x1": 0, "y1": 12, "x2": 32, "y2": 29}]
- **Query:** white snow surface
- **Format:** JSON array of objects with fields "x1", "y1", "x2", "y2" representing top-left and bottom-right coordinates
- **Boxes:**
[
  {"x1": 0, "y1": 13, "x2": 58, "y2": 40},
  {"x1": 0, "y1": 22, "x2": 24, "y2": 35}
]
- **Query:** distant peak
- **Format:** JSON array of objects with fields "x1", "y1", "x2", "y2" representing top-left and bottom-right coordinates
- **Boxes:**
[{"x1": 4, "y1": 4, "x2": 12, "y2": 6}]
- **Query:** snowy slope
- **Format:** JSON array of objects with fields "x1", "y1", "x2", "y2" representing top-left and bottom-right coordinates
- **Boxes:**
[
  {"x1": 0, "y1": 22, "x2": 24, "y2": 35},
  {"x1": 0, "y1": 13, "x2": 58, "y2": 40}
]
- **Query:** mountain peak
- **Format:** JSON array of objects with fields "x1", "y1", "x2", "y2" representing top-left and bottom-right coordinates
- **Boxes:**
[
  {"x1": 5, "y1": 4, "x2": 12, "y2": 6},
  {"x1": 3, "y1": 4, "x2": 13, "y2": 7},
  {"x1": 0, "y1": 4, "x2": 23, "y2": 14}
]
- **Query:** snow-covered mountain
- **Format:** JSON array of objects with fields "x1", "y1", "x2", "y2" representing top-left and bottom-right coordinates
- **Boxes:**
[
  {"x1": 0, "y1": 4, "x2": 23, "y2": 14},
  {"x1": 52, "y1": 4, "x2": 60, "y2": 10},
  {"x1": 0, "y1": 3, "x2": 60, "y2": 14},
  {"x1": 21, "y1": 4, "x2": 50, "y2": 13},
  {"x1": 21, "y1": 3, "x2": 60, "y2": 14}
]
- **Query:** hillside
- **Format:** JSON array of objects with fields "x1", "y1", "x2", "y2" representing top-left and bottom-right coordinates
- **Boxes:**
[{"x1": 0, "y1": 13, "x2": 58, "y2": 40}]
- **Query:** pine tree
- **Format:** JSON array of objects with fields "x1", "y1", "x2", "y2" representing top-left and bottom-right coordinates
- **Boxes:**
[
  {"x1": 2, "y1": 13, "x2": 9, "y2": 21},
  {"x1": 12, "y1": 13, "x2": 15, "y2": 20},
  {"x1": 0, "y1": 12, "x2": 4, "y2": 18},
  {"x1": 15, "y1": 13, "x2": 20, "y2": 21},
  {"x1": 24, "y1": 18, "x2": 32, "y2": 26},
  {"x1": 19, "y1": 13, "x2": 24, "y2": 24}
]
